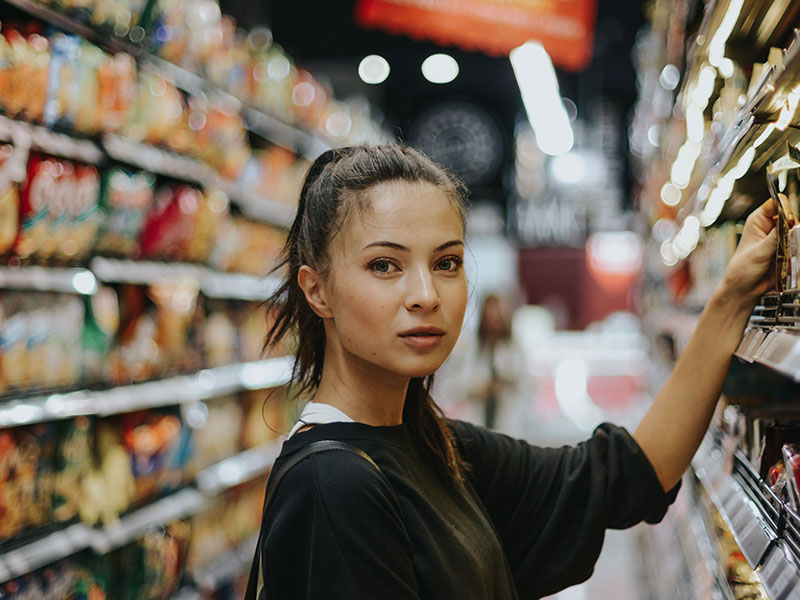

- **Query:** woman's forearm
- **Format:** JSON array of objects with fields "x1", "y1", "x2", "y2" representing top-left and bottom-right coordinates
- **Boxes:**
[{"x1": 633, "y1": 288, "x2": 754, "y2": 491}]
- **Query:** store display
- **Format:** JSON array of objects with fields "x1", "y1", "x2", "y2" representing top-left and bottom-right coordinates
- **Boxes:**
[
  {"x1": 0, "y1": 0, "x2": 387, "y2": 593},
  {"x1": 637, "y1": 1, "x2": 800, "y2": 597}
]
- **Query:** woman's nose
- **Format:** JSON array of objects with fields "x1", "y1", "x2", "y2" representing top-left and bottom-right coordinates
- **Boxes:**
[{"x1": 405, "y1": 268, "x2": 440, "y2": 311}]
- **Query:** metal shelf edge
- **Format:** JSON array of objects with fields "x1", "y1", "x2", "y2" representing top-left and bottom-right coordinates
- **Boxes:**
[{"x1": 0, "y1": 356, "x2": 293, "y2": 427}]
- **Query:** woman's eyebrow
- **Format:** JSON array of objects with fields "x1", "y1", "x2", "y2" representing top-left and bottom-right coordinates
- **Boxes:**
[{"x1": 362, "y1": 240, "x2": 464, "y2": 252}]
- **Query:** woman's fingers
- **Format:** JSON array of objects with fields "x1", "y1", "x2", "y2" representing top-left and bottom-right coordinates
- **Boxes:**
[{"x1": 743, "y1": 198, "x2": 777, "y2": 241}]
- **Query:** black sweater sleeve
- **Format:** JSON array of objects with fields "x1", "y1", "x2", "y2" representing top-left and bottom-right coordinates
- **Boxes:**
[
  {"x1": 451, "y1": 420, "x2": 680, "y2": 598},
  {"x1": 262, "y1": 449, "x2": 421, "y2": 600}
]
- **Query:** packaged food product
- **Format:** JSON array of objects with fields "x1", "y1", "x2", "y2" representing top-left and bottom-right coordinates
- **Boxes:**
[
  {"x1": 15, "y1": 421, "x2": 57, "y2": 530},
  {"x1": 138, "y1": 184, "x2": 204, "y2": 262},
  {"x1": 0, "y1": 292, "x2": 30, "y2": 392},
  {"x1": 203, "y1": 306, "x2": 237, "y2": 367},
  {"x1": 0, "y1": 428, "x2": 20, "y2": 540},
  {"x1": 186, "y1": 395, "x2": 243, "y2": 476},
  {"x1": 0, "y1": 143, "x2": 20, "y2": 255},
  {"x1": 73, "y1": 40, "x2": 106, "y2": 135},
  {"x1": 183, "y1": 189, "x2": 228, "y2": 264},
  {"x1": 783, "y1": 443, "x2": 800, "y2": 511},
  {"x1": 79, "y1": 420, "x2": 134, "y2": 526},
  {"x1": 120, "y1": 519, "x2": 190, "y2": 599},
  {"x1": 241, "y1": 387, "x2": 285, "y2": 448},
  {"x1": 52, "y1": 416, "x2": 93, "y2": 522},
  {"x1": 209, "y1": 215, "x2": 285, "y2": 275},
  {"x1": 148, "y1": 280, "x2": 200, "y2": 372},
  {"x1": 107, "y1": 284, "x2": 160, "y2": 383},
  {"x1": 94, "y1": 168, "x2": 156, "y2": 257},
  {"x1": 0, "y1": 26, "x2": 49, "y2": 122},
  {"x1": 16, "y1": 154, "x2": 56, "y2": 260},
  {"x1": 16, "y1": 155, "x2": 101, "y2": 263},
  {"x1": 82, "y1": 285, "x2": 120, "y2": 383},
  {"x1": 44, "y1": 32, "x2": 81, "y2": 129},
  {"x1": 39, "y1": 559, "x2": 78, "y2": 599},
  {"x1": 119, "y1": 409, "x2": 185, "y2": 502}
]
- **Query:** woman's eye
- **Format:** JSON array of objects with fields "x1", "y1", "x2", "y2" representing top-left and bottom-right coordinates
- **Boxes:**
[
  {"x1": 370, "y1": 259, "x2": 395, "y2": 273},
  {"x1": 436, "y1": 257, "x2": 462, "y2": 272}
]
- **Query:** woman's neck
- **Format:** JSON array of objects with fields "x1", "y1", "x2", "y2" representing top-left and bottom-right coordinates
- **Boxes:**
[{"x1": 313, "y1": 352, "x2": 409, "y2": 426}]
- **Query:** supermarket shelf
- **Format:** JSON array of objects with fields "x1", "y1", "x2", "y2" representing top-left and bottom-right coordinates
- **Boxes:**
[
  {"x1": 0, "y1": 261, "x2": 281, "y2": 301},
  {"x1": 191, "y1": 533, "x2": 258, "y2": 592},
  {"x1": 0, "y1": 490, "x2": 207, "y2": 582},
  {"x1": 102, "y1": 134, "x2": 297, "y2": 227},
  {"x1": 244, "y1": 107, "x2": 331, "y2": 161},
  {"x1": 1, "y1": 0, "x2": 141, "y2": 55},
  {"x1": 0, "y1": 523, "x2": 94, "y2": 584},
  {"x1": 0, "y1": 356, "x2": 293, "y2": 427},
  {"x1": 89, "y1": 257, "x2": 282, "y2": 301},
  {"x1": 196, "y1": 443, "x2": 281, "y2": 496},
  {"x1": 693, "y1": 432, "x2": 800, "y2": 599},
  {"x1": 0, "y1": 265, "x2": 97, "y2": 295},
  {"x1": 734, "y1": 326, "x2": 800, "y2": 381},
  {"x1": 171, "y1": 532, "x2": 257, "y2": 597},
  {"x1": 0, "y1": 114, "x2": 105, "y2": 165},
  {"x1": 92, "y1": 488, "x2": 207, "y2": 554},
  {"x1": 102, "y1": 134, "x2": 216, "y2": 186},
  {"x1": 0, "y1": 490, "x2": 207, "y2": 580},
  {"x1": 0, "y1": 0, "x2": 331, "y2": 161},
  {"x1": 0, "y1": 440, "x2": 280, "y2": 583}
]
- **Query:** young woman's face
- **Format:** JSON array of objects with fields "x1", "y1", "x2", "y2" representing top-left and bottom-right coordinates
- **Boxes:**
[{"x1": 323, "y1": 180, "x2": 468, "y2": 381}]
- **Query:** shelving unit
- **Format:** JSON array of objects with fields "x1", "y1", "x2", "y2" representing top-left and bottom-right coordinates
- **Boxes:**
[
  {"x1": 0, "y1": 356, "x2": 293, "y2": 428},
  {"x1": 0, "y1": 439, "x2": 281, "y2": 583},
  {"x1": 693, "y1": 430, "x2": 800, "y2": 599},
  {"x1": 0, "y1": 0, "x2": 362, "y2": 593},
  {"x1": 0, "y1": 0, "x2": 332, "y2": 161},
  {"x1": 637, "y1": 1, "x2": 800, "y2": 597}
]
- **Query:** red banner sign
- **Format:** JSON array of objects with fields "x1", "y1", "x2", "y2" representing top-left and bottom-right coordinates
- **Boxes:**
[{"x1": 355, "y1": 0, "x2": 598, "y2": 71}]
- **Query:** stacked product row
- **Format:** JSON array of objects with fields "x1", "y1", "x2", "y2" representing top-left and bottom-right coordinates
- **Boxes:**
[
  {"x1": 0, "y1": 146, "x2": 287, "y2": 269},
  {"x1": 0, "y1": 289, "x2": 280, "y2": 394},
  {"x1": 0, "y1": 388, "x2": 293, "y2": 598}
]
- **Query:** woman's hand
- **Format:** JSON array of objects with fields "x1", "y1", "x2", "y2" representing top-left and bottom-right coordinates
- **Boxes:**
[
  {"x1": 717, "y1": 198, "x2": 778, "y2": 307},
  {"x1": 634, "y1": 198, "x2": 778, "y2": 491}
]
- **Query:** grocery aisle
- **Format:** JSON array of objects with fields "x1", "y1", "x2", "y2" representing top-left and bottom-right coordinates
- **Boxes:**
[{"x1": 0, "y1": 0, "x2": 380, "y2": 596}]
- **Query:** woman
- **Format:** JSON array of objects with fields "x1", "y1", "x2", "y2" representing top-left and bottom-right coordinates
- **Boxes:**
[
  {"x1": 439, "y1": 292, "x2": 531, "y2": 434},
  {"x1": 247, "y1": 145, "x2": 776, "y2": 599}
]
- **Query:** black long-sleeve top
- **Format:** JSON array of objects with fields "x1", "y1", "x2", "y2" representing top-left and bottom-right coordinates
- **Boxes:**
[{"x1": 257, "y1": 419, "x2": 679, "y2": 599}]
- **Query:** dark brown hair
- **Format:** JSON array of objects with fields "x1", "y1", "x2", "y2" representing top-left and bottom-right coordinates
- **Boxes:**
[{"x1": 264, "y1": 145, "x2": 469, "y2": 481}]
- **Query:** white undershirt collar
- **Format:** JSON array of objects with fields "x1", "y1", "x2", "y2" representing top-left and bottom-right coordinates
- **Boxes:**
[{"x1": 287, "y1": 401, "x2": 355, "y2": 438}]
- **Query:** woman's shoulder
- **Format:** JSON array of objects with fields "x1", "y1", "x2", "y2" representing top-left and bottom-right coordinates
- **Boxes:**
[{"x1": 271, "y1": 441, "x2": 395, "y2": 509}]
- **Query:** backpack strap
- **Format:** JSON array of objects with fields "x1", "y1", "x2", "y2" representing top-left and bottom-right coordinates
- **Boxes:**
[{"x1": 244, "y1": 440, "x2": 386, "y2": 600}]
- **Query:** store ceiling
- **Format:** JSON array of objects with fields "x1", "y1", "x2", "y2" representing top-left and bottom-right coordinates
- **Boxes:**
[{"x1": 221, "y1": 0, "x2": 650, "y2": 210}]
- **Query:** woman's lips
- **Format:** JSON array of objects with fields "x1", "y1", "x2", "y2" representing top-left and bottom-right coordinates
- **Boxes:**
[{"x1": 399, "y1": 328, "x2": 445, "y2": 349}]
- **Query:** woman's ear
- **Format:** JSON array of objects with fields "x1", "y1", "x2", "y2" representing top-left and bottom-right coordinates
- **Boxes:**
[{"x1": 298, "y1": 265, "x2": 333, "y2": 318}]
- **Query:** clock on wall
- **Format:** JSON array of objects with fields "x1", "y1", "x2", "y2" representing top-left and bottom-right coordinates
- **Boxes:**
[{"x1": 407, "y1": 101, "x2": 504, "y2": 187}]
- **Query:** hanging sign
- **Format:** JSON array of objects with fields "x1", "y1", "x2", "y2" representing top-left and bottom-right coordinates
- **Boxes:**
[{"x1": 354, "y1": 0, "x2": 597, "y2": 71}]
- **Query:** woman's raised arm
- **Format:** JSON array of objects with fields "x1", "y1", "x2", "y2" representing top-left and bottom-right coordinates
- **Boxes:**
[{"x1": 633, "y1": 199, "x2": 778, "y2": 490}]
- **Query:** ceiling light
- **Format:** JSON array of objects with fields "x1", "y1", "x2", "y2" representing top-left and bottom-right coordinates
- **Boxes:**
[
  {"x1": 358, "y1": 54, "x2": 390, "y2": 85},
  {"x1": 421, "y1": 54, "x2": 459, "y2": 84},
  {"x1": 510, "y1": 42, "x2": 573, "y2": 156}
]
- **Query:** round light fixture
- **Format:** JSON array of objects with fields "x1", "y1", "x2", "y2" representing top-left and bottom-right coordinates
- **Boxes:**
[
  {"x1": 421, "y1": 54, "x2": 459, "y2": 84},
  {"x1": 358, "y1": 54, "x2": 390, "y2": 85}
]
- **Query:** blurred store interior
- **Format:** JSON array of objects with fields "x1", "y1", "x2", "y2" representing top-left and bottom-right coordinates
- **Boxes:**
[{"x1": 1, "y1": 0, "x2": 800, "y2": 598}]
